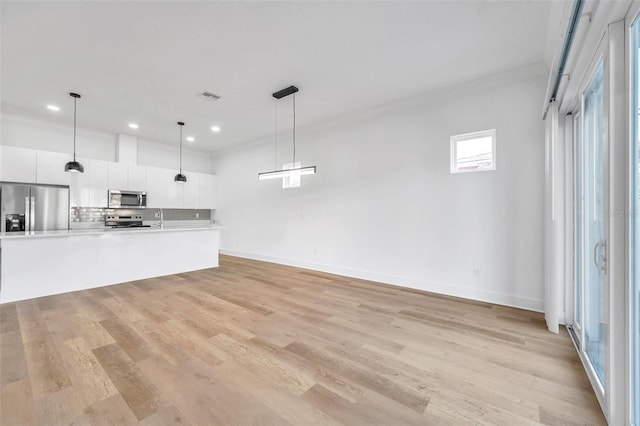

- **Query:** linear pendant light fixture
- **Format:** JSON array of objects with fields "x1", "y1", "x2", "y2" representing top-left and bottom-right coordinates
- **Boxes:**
[
  {"x1": 64, "y1": 92, "x2": 84, "y2": 173},
  {"x1": 258, "y1": 85, "x2": 317, "y2": 181},
  {"x1": 174, "y1": 121, "x2": 187, "y2": 183}
]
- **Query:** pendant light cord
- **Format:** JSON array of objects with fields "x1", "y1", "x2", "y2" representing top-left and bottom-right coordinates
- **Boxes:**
[
  {"x1": 275, "y1": 100, "x2": 278, "y2": 169},
  {"x1": 73, "y1": 96, "x2": 77, "y2": 162},
  {"x1": 179, "y1": 125, "x2": 183, "y2": 174},
  {"x1": 292, "y1": 93, "x2": 296, "y2": 165}
]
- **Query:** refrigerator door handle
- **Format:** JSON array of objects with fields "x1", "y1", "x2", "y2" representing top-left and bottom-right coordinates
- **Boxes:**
[
  {"x1": 29, "y1": 196, "x2": 35, "y2": 232},
  {"x1": 24, "y1": 196, "x2": 30, "y2": 232}
]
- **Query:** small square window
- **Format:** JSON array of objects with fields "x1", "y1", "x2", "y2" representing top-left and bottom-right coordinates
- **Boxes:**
[{"x1": 450, "y1": 129, "x2": 496, "y2": 173}]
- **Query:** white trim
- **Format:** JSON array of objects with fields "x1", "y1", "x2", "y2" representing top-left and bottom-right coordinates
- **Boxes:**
[
  {"x1": 625, "y1": 4, "x2": 640, "y2": 424},
  {"x1": 564, "y1": 113, "x2": 575, "y2": 325},
  {"x1": 606, "y1": 19, "x2": 627, "y2": 425},
  {"x1": 568, "y1": 326, "x2": 607, "y2": 406},
  {"x1": 220, "y1": 249, "x2": 544, "y2": 313}
]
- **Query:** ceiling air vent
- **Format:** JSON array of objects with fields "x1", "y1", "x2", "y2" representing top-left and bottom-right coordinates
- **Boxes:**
[{"x1": 199, "y1": 91, "x2": 221, "y2": 102}]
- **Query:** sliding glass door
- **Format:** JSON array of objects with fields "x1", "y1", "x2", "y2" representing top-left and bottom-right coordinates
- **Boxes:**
[
  {"x1": 573, "y1": 112, "x2": 583, "y2": 344},
  {"x1": 582, "y1": 61, "x2": 606, "y2": 386},
  {"x1": 573, "y1": 58, "x2": 607, "y2": 394}
]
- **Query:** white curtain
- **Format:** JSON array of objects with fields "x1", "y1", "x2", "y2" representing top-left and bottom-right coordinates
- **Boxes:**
[{"x1": 544, "y1": 101, "x2": 564, "y2": 334}]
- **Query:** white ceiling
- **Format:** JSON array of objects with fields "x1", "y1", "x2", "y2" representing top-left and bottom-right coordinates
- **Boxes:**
[{"x1": 1, "y1": 1, "x2": 554, "y2": 154}]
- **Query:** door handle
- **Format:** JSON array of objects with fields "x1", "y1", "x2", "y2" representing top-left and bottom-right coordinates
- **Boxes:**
[
  {"x1": 593, "y1": 240, "x2": 607, "y2": 272},
  {"x1": 30, "y1": 196, "x2": 35, "y2": 232},
  {"x1": 24, "y1": 196, "x2": 29, "y2": 231}
]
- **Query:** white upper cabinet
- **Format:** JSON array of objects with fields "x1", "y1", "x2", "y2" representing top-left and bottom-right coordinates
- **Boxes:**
[
  {"x1": 107, "y1": 162, "x2": 128, "y2": 190},
  {"x1": 89, "y1": 160, "x2": 109, "y2": 207},
  {"x1": 145, "y1": 166, "x2": 169, "y2": 208},
  {"x1": 183, "y1": 172, "x2": 200, "y2": 209},
  {"x1": 127, "y1": 165, "x2": 146, "y2": 192},
  {"x1": 69, "y1": 159, "x2": 108, "y2": 207},
  {"x1": 198, "y1": 173, "x2": 217, "y2": 209},
  {"x1": 1, "y1": 146, "x2": 217, "y2": 210},
  {"x1": 0, "y1": 145, "x2": 37, "y2": 183},
  {"x1": 36, "y1": 150, "x2": 72, "y2": 185},
  {"x1": 69, "y1": 157, "x2": 90, "y2": 206},
  {"x1": 166, "y1": 178, "x2": 184, "y2": 208}
]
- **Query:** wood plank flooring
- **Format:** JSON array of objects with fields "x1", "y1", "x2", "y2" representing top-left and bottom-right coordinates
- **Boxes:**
[{"x1": 0, "y1": 255, "x2": 605, "y2": 425}]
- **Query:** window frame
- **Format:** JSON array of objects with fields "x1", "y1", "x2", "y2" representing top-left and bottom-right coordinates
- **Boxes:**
[{"x1": 449, "y1": 129, "x2": 497, "y2": 174}]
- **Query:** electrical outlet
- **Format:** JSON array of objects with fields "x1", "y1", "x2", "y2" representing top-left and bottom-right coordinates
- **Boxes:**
[
  {"x1": 154, "y1": 212, "x2": 160, "y2": 218},
  {"x1": 473, "y1": 268, "x2": 480, "y2": 277},
  {"x1": 195, "y1": 212, "x2": 200, "y2": 218}
]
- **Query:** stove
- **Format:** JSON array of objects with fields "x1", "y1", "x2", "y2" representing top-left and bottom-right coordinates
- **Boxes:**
[{"x1": 105, "y1": 213, "x2": 148, "y2": 228}]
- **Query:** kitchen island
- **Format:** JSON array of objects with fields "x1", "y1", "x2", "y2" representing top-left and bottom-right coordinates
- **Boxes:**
[{"x1": 0, "y1": 225, "x2": 222, "y2": 303}]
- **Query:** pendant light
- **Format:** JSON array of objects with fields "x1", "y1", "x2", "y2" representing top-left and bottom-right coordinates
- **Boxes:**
[
  {"x1": 174, "y1": 121, "x2": 187, "y2": 183},
  {"x1": 64, "y1": 92, "x2": 84, "y2": 173},
  {"x1": 258, "y1": 85, "x2": 316, "y2": 181}
]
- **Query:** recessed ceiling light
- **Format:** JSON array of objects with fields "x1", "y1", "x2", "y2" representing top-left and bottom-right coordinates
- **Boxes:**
[
  {"x1": 46, "y1": 104, "x2": 60, "y2": 111},
  {"x1": 210, "y1": 126, "x2": 221, "y2": 133},
  {"x1": 129, "y1": 123, "x2": 139, "y2": 129},
  {"x1": 199, "y1": 91, "x2": 221, "y2": 102},
  {"x1": 186, "y1": 136, "x2": 195, "y2": 142}
]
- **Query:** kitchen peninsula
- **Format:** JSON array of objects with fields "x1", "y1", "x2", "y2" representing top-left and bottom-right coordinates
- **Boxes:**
[{"x1": 0, "y1": 225, "x2": 222, "y2": 303}]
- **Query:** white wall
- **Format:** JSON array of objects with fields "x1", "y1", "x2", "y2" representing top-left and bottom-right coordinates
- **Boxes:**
[
  {"x1": 137, "y1": 139, "x2": 212, "y2": 173},
  {"x1": 1, "y1": 115, "x2": 116, "y2": 160},
  {"x1": 214, "y1": 63, "x2": 547, "y2": 311},
  {"x1": 0, "y1": 115, "x2": 214, "y2": 173}
]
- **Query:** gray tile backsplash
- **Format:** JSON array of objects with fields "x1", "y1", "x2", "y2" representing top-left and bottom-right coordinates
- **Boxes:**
[
  {"x1": 70, "y1": 207, "x2": 106, "y2": 223},
  {"x1": 163, "y1": 209, "x2": 211, "y2": 221},
  {"x1": 70, "y1": 207, "x2": 214, "y2": 229}
]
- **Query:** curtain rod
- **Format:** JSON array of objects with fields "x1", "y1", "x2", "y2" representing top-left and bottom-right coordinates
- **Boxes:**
[{"x1": 543, "y1": 0, "x2": 585, "y2": 120}]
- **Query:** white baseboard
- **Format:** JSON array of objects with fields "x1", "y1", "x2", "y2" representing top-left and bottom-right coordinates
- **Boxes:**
[{"x1": 220, "y1": 249, "x2": 544, "y2": 313}]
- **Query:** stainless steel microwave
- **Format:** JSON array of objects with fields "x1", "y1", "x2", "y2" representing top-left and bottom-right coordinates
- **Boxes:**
[{"x1": 108, "y1": 190, "x2": 147, "y2": 208}]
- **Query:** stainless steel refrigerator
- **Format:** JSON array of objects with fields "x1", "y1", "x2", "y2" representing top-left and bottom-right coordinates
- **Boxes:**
[{"x1": 0, "y1": 182, "x2": 69, "y2": 233}]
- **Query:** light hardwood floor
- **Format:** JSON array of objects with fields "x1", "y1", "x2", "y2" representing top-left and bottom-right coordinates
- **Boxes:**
[{"x1": 1, "y1": 255, "x2": 605, "y2": 425}]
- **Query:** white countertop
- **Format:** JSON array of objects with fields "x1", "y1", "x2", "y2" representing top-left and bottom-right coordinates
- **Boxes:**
[{"x1": 0, "y1": 224, "x2": 224, "y2": 240}]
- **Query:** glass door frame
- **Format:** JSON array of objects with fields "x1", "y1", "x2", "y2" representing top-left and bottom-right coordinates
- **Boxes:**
[
  {"x1": 577, "y1": 49, "x2": 608, "y2": 405},
  {"x1": 627, "y1": 4, "x2": 640, "y2": 424},
  {"x1": 572, "y1": 110, "x2": 584, "y2": 347},
  {"x1": 567, "y1": 16, "x2": 628, "y2": 426},
  {"x1": 569, "y1": 23, "x2": 625, "y2": 421}
]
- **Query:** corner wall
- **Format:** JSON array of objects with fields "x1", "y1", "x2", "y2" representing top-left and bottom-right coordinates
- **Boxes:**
[{"x1": 213, "y1": 63, "x2": 548, "y2": 311}]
